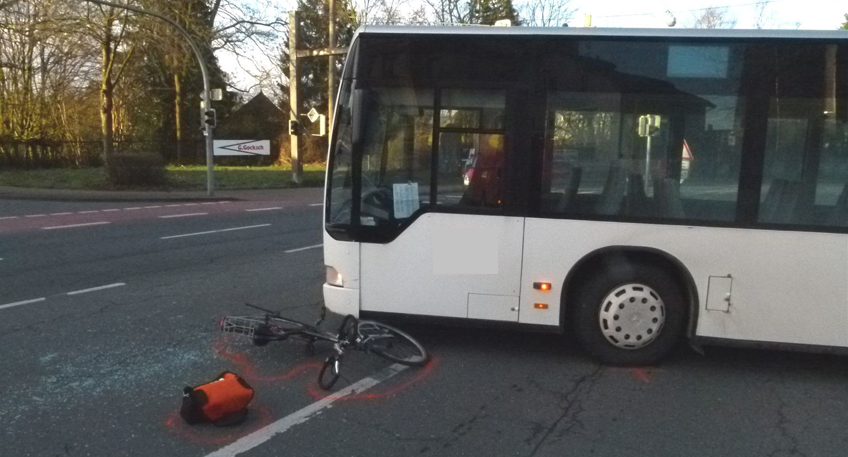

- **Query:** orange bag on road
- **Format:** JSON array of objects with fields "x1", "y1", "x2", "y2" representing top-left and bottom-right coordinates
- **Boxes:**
[{"x1": 181, "y1": 371, "x2": 254, "y2": 426}]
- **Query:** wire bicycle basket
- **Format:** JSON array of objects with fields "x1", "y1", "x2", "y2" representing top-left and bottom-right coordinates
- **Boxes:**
[{"x1": 220, "y1": 316, "x2": 265, "y2": 339}]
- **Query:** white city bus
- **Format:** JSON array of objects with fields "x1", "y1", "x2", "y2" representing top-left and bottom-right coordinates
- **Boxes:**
[{"x1": 322, "y1": 26, "x2": 848, "y2": 365}]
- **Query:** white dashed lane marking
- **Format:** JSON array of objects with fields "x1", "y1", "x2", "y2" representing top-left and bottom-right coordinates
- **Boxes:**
[
  {"x1": 1, "y1": 282, "x2": 128, "y2": 311},
  {"x1": 160, "y1": 224, "x2": 272, "y2": 240},
  {"x1": 284, "y1": 244, "x2": 323, "y2": 254},
  {"x1": 204, "y1": 364, "x2": 408, "y2": 457},
  {"x1": 0, "y1": 201, "x2": 289, "y2": 221},
  {"x1": 66, "y1": 283, "x2": 126, "y2": 296},
  {"x1": 158, "y1": 213, "x2": 208, "y2": 219},
  {"x1": 0, "y1": 297, "x2": 46, "y2": 311},
  {"x1": 245, "y1": 207, "x2": 283, "y2": 212},
  {"x1": 42, "y1": 222, "x2": 111, "y2": 230}
]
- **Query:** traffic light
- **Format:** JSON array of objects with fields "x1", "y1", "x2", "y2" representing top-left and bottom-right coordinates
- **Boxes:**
[
  {"x1": 204, "y1": 109, "x2": 217, "y2": 128},
  {"x1": 289, "y1": 119, "x2": 300, "y2": 136},
  {"x1": 638, "y1": 115, "x2": 661, "y2": 137}
]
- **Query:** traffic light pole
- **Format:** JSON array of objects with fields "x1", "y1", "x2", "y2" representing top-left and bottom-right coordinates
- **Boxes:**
[
  {"x1": 289, "y1": 11, "x2": 302, "y2": 184},
  {"x1": 82, "y1": 0, "x2": 216, "y2": 196}
]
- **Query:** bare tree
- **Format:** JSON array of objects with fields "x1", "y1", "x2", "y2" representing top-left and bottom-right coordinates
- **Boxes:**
[
  {"x1": 380, "y1": 0, "x2": 409, "y2": 25},
  {"x1": 350, "y1": 0, "x2": 383, "y2": 26},
  {"x1": 752, "y1": 0, "x2": 772, "y2": 29},
  {"x1": 520, "y1": 0, "x2": 574, "y2": 27},
  {"x1": 422, "y1": 0, "x2": 471, "y2": 24},
  {"x1": 76, "y1": 2, "x2": 137, "y2": 165},
  {"x1": 208, "y1": 0, "x2": 287, "y2": 95},
  {"x1": 687, "y1": 6, "x2": 737, "y2": 29}
]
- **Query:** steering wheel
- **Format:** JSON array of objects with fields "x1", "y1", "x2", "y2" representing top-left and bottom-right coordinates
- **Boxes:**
[
  {"x1": 328, "y1": 185, "x2": 393, "y2": 224},
  {"x1": 360, "y1": 187, "x2": 393, "y2": 221}
]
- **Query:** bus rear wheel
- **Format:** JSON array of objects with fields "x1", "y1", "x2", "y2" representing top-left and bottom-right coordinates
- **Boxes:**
[{"x1": 572, "y1": 262, "x2": 686, "y2": 366}]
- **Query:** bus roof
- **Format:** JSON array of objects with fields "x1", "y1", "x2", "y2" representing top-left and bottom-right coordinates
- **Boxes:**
[{"x1": 356, "y1": 25, "x2": 848, "y2": 41}]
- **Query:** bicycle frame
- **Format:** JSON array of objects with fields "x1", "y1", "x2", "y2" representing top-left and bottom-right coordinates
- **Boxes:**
[{"x1": 221, "y1": 304, "x2": 428, "y2": 390}]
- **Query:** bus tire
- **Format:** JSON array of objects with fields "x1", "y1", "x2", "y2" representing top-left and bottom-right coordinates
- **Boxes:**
[{"x1": 572, "y1": 262, "x2": 686, "y2": 366}]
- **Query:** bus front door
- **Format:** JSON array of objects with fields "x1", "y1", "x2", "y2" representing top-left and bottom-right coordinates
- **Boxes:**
[{"x1": 360, "y1": 213, "x2": 525, "y2": 321}]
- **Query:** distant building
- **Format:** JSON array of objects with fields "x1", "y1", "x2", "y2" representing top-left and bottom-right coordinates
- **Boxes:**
[{"x1": 216, "y1": 92, "x2": 286, "y2": 164}]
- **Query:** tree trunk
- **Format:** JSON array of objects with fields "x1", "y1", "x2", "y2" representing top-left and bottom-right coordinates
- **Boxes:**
[
  {"x1": 100, "y1": 18, "x2": 114, "y2": 168},
  {"x1": 174, "y1": 72, "x2": 182, "y2": 163}
]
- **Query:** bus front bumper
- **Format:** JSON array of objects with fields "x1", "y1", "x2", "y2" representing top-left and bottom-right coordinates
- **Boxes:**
[{"x1": 323, "y1": 283, "x2": 360, "y2": 318}]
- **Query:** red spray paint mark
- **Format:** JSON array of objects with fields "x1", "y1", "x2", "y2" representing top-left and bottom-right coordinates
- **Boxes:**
[
  {"x1": 164, "y1": 402, "x2": 274, "y2": 445},
  {"x1": 610, "y1": 367, "x2": 662, "y2": 383},
  {"x1": 631, "y1": 369, "x2": 652, "y2": 383}
]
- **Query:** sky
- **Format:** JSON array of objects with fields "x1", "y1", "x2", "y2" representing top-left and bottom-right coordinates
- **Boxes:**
[
  {"x1": 574, "y1": 0, "x2": 846, "y2": 29},
  {"x1": 219, "y1": 0, "x2": 848, "y2": 95}
]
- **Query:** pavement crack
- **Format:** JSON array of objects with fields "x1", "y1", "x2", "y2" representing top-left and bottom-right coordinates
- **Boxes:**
[
  {"x1": 438, "y1": 402, "x2": 489, "y2": 450},
  {"x1": 766, "y1": 394, "x2": 808, "y2": 457},
  {"x1": 526, "y1": 364, "x2": 604, "y2": 457}
]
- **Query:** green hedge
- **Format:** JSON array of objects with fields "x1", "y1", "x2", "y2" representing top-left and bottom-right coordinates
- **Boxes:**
[{"x1": 107, "y1": 153, "x2": 166, "y2": 188}]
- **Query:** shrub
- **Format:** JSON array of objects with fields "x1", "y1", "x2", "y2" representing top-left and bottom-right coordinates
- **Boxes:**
[{"x1": 107, "y1": 153, "x2": 166, "y2": 188}]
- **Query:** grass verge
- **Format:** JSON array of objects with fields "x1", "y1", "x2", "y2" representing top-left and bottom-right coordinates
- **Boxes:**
[{"x1": 0, "y1": 165, "x2": 326, "y2": 191}]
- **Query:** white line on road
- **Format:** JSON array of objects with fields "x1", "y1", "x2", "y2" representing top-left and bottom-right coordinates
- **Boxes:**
[
  {"x1": 49, "y1": 212, "x2": 73, "y2": 216},
  {"x1": 159, "y1": 213, "x2": 208, "y2": 219},
  {"x1": 78, "y1": 210, "x2": 99, "y2": 214},
  {"x1": 66, "y1": 283, "x2": 126, "y2": 296},
  {"x1": 165, "y1": 204, "x2": 182, "y2": 207},
  {"x1": 124, "y1": 207, "x2": 142, "y2": 211},
  {"x1": 0, "y1": 216, "x2": 19, "y2": 220},
  {"x1": 183, "y1": 203, "x2": 199, "y2": 206},
  {"x1": 201, "y1": 202, "x2": 219, "y2": 205},
  {"x1": 0, "y1": 297, "x2": 46, "y2": 311},
  {"x1": 102, "y1": 209, "x2": 119, "y2": 212},
  {"x1": 25, "y1": 214, "x2": 46, "y2": 218},
  {"x1": 245, "y1": 207, "x2": 283, "y2": 212},
  {"x1": 284, "y1": 243, "x2": 323, "y2": 253},
  {"x1": 204, "y1": 364, "x2": 408, "y2": 457},
  {"x1": 42, "y1": 221, "x2": 111, "y2": 230},
  {"x1": 309, "y1": 203, "x2": 323, "y2": 207},
  {"x1": 160, "y1": 224, "x2": 271, "y2": 240},
  {"x1": 143, "y1": 206, "x2": 161, "y2": 209}
]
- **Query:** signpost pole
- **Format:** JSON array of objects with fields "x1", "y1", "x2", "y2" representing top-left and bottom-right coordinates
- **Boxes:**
[
  {"x1": 289, "y1": 11, "x2": 302, "y2": 184},
  {"x1": 328, "y1": 0, "x2": 336, "y2": 124}
]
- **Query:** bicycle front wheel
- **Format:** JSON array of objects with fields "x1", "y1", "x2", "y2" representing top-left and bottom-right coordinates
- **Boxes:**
[{"x1": 358, "y1": 321, "x2": 429, "y2": 366}]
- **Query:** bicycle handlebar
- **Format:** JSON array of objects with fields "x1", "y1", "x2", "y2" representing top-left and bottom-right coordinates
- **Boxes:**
[{"x1": 244, "y1": 302, "x2": 280, "y2": 316}]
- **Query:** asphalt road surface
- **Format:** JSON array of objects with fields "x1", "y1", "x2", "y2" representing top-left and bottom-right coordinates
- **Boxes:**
[{"x1": 1, "y1": 189, "x2": 846, "y2": 457}]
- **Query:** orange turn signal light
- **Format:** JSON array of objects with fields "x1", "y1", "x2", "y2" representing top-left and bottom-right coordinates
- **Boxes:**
[
  {"x1": 533, "y1": 282, "x2": 551, "y2": 291},
  {"x1": 534, "y1": 303, "x2": 549, "y2": 309}
]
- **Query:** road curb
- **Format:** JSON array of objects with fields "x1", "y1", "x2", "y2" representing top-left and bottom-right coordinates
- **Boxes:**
[{"x1": 0, "y1": 186, "x2": 323, "y2": 203}]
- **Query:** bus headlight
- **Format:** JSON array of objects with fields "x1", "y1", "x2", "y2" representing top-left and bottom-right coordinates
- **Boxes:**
[{"x1": 325, "y1": 266, "x2": 344, "y2": 287}]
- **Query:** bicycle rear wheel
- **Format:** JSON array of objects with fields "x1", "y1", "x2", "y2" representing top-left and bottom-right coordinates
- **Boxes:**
[{"x1": 358, "y1": 321, "x2": 429, "y2": 366}]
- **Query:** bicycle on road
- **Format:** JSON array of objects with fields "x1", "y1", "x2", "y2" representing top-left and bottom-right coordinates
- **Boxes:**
[{"x1": 220, "y1": 303, "x2": 429, "y2": 389}]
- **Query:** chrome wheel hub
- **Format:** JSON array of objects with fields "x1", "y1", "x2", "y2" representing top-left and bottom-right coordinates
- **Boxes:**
[{"x1": 598, "y1": 283, "x2": 665, "y2": 350}]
